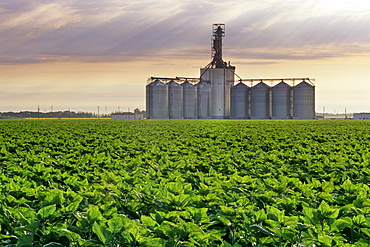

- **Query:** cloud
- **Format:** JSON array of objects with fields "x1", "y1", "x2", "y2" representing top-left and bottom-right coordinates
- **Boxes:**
[{"x1": 1, "y1": 0, "x2": 370, "y2": 64}]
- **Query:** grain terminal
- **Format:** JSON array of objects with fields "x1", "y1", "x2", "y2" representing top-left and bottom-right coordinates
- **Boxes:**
[{"x1": 146, "y1": 24, "x2": 315, "y2": 119}]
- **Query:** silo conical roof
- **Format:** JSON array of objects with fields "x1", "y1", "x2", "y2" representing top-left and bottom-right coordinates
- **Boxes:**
[
  {"x1": 295, "y1": 80, "x2": 313, "y2": 88},
  {"x1": 195, "y1": 81, "x2": 210, "y2": 88},
  {"x1": 148, "y1": 79, "x2": 166, "y2": 87},
  {"x1": 168, "y1": 80, "x2": 181, "y2": 87},
  {"x1": 232, "y1": 82, "x2": 248, "y2": 89},
  {"x1": 182, "y1": 81, "x2": 194, "y2": 87}
]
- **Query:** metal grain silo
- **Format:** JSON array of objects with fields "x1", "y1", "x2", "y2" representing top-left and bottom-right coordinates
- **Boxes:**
[
  {"x1": 146, "y1": 79, "x2": 169, "y2": 119},
  {"x1": 196, "y1": 82, "x2": 211, "y2": 119},
  {"x1": 230, "y1": 82, "x2": 249, "y2": 119},
  {"x1": 272, "y1": 81, "x2": 292, "y2": 119},
  {"x1": 293, "y1": 81, "x2": 315, "y2": 119},
  {"x1": 250, "y1": 81, "x2": 270, "y2": 119},
  {"x1": 182, "y1": 81, "x2": 197, "y2": 119},
  {"x1": 200, "y1": 67, "x2": 235, "y2": 119},
  {"x1": 168, "y1": 80, "x2": 183, "y2": 119}
]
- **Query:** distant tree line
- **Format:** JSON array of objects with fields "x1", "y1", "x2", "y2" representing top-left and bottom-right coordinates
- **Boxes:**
[{"x1": 0, "y1": 111, "x2": 110, "y2": 119}]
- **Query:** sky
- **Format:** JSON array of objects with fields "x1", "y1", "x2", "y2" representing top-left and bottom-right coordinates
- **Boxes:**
[{"x1": 1, "y1": 0, "x2": 370, "y2": 114}]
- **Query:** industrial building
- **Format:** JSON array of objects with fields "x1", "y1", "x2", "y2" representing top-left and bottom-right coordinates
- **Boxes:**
[
  {"x1": 146, "y1": 24, "x2": 315, "y2": 119},
  {"x1": 111, "y1": 112, "x2": 143, "y2": 119},
  {"x1": 353, "y1": 113, "x2": 370, "y2": 120}
]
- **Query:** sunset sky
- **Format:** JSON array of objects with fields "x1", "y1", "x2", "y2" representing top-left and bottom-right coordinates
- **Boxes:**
[{"x1": 1, "y1": 0, "x2": 370, "y2": 114}]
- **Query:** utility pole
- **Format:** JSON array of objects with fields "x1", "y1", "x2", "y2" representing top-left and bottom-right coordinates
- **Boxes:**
[
  {"x1": 97, "y1": 106, "x2": 100, "y2": 119},
  {"x1": 323, "y1": 106, "x2": 325, "y2": 119}
]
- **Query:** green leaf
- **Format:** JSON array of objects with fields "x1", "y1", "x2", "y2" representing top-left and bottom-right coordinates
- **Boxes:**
[
  {"x1": 220, "y1": 241, "x2": 233, "y2": 247},
  {"x1": 302, "y1": 207, "x2": 318, "y2": 225},
  {"x1": 141, "y1": 215, "x2": 157, "y2": 229},
  {"x1": 155, "y1": 221, "x2": 179, "y2": 238},
  {"x1": 296, "y1": 222, "x2": 310, "y2": 231},
  {"x1": 87, "y1": 205, "x2": 105, "y2": 223},
  {"x1": 44, "y1": 189, "x2": 65, "y2": 206},
  {"x1": 108, "y1": 216, "x2": 125, "y2": 234},
  {"x1": 255, "y1": 209, "x2": 267, "y2": 223},
  {"x1": 318, "y1": 235, "x2": 333, "y2": 247},
  {"x1": 17, "y1": 235, "x2": 33, "y2": 247},
  {"x1": 266, "y1": 206, "x2": 284, "y2": 223},
  {"x1": 92, "y1": 221, "x2": 113, "y2": 244},
  {"x1": 250, "y1": 224, "x2": 279, "y2": 238},
  {"x1": 333, "y1": 218, "x2": 352, "y2": 231},
  {"x1": 37, "y1": 204, "x2": 56, "y2": 219},
  {"x1": 217, "y1": 215, "x2": 231, "y2": 226},
  {"x1": 318, "y1": 201, "x2": 331, "y2": 215},
  {"x1": 360, "y1": 228, "x2": 370, "y2": 237},
  {"x1": 57, "y1": 229, "x2": 81, "y2": 242},
  {"x1": 65, "y1": 195, "x2": 83, "y2": 211},
  {"x1": 142, "y1": 237, "x2": 166, "y2": 247},
  {"x1": 353, "y1": 214, "x2": 367, "y2": 226},
  {"x1": 0, "y1": 234, "x2": 17, "y2": 240}
]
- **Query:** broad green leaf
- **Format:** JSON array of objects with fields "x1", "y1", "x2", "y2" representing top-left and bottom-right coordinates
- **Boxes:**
[
  {"x1": 38, "y1": 204, "x2": 56, "y2": 219},
  {"x1": 108, "y1": 216, "x2": 125, "y2": 234},
  {"x1": 0, "y1": 234, "x2": 17, "y2": 240},
  {"x1": 217, "y1": 215, "x2": 231, "y2": 226},
  {"x1": 220, "y1": 241, "x2": 233, "y2": 247},
  {"x1": 44, "y1": 189, "x2": 65, "y2": 206},
  {"x1": 333, "y1": 218, "x2": 352, "y2": 231},
  {"x1": 92, "y1": 221, "x2": 113, "y2": 244},
  {"x1": 190, "y1": 207, "x2": 210, "y2": 224},
  {"x1": 141, "y1": 215, "x2": 157, "y2": 229},
  {"x1": 318, "y1": 201, "x2": 331, "y2": 216},
  {"x1": 353, "y1": 214, "x2": 367, "y2": 226},
  {"x1": 65, "y1": 195, "x2": 83, "y2": 211},
  {"x1": 142, "y1": 237, "x2": 166, "y2": 247},
  {"x1": 318, "y1": 235, "x2": 333, "y2": 247},
  {"x1": 266, "y1": 206, "x2": 284, "y2": 223},
  {"x1": 255, "y1": 209, "x2": 267, "y2": 223},
  {"x1": 360, "y1": 228, "x2": 370, "y2": 237},
  {"x1": 57, "y1": 229, "x2": 81, "y2": 242},
  {"x1": 250, "y1": 224, "x2": 279, "y2": 238},
  {"x1": 17, "y1": 235, "x2": 33, "y2": 247},
  {"x1": 302, "y1": 207, "x2": 317, "y2": 225},
  {"x1": 87, "y1": 205, "x2": 105, "y2": 223}
]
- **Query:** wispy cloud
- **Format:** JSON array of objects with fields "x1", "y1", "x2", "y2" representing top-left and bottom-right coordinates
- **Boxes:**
[{"x1": 1, "y1": 0, "x2": 370, "y2": 64}]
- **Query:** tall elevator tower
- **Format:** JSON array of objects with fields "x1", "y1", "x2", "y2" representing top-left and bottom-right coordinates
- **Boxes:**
[{"x1": 200, "y1": 24, "x2": 235, "y2": 119}]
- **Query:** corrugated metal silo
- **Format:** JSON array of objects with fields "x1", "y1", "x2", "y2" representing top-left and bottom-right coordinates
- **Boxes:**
[
  {"x1": 182, "y1": 81, "x2": 198, "y2": 119},
  {"x1": 196, "y1": 82, "x2": 211, "y2": 119},
  {"x1": 168, "y1": 80, "x2": 184, "y2": 119},
  {"x1": 293, "y1": 81, "x2": 315, "y2": 119},
  {"x1": 200, "y1": 67, "x2": 234, "y2": 119},
  {"x1": 146, "y1": 79, "x2": 169, "y2": 119},
  {"x1": 272, "y1": 81, "x2": 292, "y2": 119},
  {"x1": 230, "y1": 82, "x2": 249, "y2": 119},
  {"x1": 224, "y1": 68, "x2": 235, "y2": 118},
  {"x1": 250, "y1": 81, "x2": 270, "y2": 119},
  {"x1": 146, "y1": 83, "x2": 151, "y2": 118}
]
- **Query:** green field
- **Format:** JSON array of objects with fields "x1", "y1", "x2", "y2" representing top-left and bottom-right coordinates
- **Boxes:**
[{"x1": 1, "y1": 119, "x2": 370, "y2": 246}]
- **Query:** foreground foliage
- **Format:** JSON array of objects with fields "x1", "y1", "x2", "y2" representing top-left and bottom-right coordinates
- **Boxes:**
[{"x1": 1, "y1": 119, "x2": 370, "y2": 246}]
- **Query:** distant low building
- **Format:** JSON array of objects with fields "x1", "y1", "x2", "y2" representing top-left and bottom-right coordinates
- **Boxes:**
[
  {"x1": 111, "y1": 112, "x2": 144, "y2": 119},
  {"x1": 111, "y1": 112, "x2": 135, "y2": 119},
  {"x1": 353, "y1": 113, "x2": 370, "y2": 120}
]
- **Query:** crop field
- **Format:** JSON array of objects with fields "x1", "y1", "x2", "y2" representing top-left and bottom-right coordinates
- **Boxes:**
[{"x1": 1, "y1": 119, "x2": 370, "y2": 246}]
